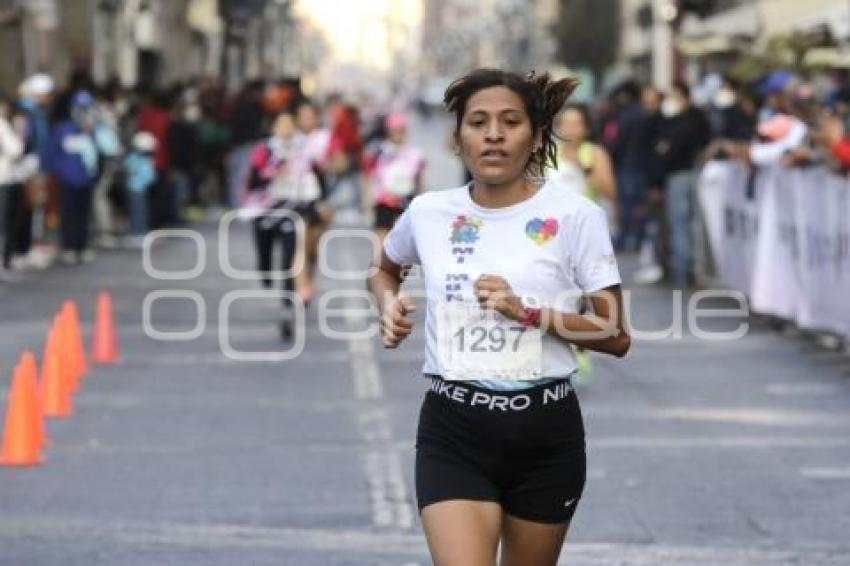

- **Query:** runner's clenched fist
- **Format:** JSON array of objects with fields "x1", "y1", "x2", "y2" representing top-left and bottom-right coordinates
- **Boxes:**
[
  {"x1": 380, "y1": 293, "x2": 417, "y2": 348},
  {"x1": 474, "y1": 274, "x2": 523, "y2": 321}
]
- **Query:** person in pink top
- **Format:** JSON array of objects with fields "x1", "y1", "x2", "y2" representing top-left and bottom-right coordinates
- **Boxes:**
[
  {"x1": 292, "y1": 99, "x2": 334, "y2": 304},
  {"x1": 364, "y1": 112, "x2": 426, "y2": 241},
  {"x1": 241, "y1": 111, "x2": 319, "y2": 339}
]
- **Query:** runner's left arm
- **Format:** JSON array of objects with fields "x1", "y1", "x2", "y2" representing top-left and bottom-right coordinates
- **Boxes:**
[
  {"x1": 538, "y1": 285, "x2": 630, "y2": 357},
  {"x1": 473, "y1": 277, "x2": 630, "y2": 358}
]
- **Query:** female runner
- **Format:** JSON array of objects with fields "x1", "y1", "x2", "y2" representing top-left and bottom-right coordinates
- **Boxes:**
[
  {"x1": 549, "y1": 103, "x2": 619, "y2": 387},
  {"x1": 243, "y1": 111, "x2": 321, "y2": 338},
  {"x1": 363, "y1": 111, "x2": 426, "y2": 242},
  {"x1": 550, "y1": 103, "x2": 617, "y2": 202},
  {"x1": 368, "y1": 69, "x2": 630, "y2": 565}
]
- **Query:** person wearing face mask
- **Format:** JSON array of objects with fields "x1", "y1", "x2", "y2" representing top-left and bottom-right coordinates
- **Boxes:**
[
  {"x1": 167, "y1": 91, "x2": 202, "y2": 223},
  {"x1": 713, "y1": 78, "x2": 756, "y2": 143},
  {"x1": 47, "y1": 91, "x2": 101, "y2": 264},
  {"x1": 655, "y1": 82, "x2": 711, "y2": 288},
  {"x1": 363, "y1": 111, "x2": 426, "y2": 242},
  {"x1": 706, "y1": 78, "x2": 758, "y2": 164},
  {"x1": 11, "y1": 74, "x2": 54, "y2": 270}
]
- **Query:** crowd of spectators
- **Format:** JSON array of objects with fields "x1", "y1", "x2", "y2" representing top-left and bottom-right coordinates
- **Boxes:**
[
  {"x1": 585, "y1": 68, "x2": 850, "y2": 287},
  {"x1": 0, "y1": 71, "x2": 377, "y2": 283}
]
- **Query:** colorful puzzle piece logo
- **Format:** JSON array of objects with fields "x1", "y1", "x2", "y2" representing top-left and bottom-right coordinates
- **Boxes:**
[
  {"x1": 525, "y1": 217, "x2": 559, "y2": 245},
  {"x1": 450, "y1": 215, "x2": 483, "y2": 244}
]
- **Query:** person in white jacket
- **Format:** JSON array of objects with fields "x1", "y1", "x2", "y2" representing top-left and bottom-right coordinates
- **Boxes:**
[
  {"x1": 0, "y1": 99, "x2": 24, "y2": 182},
  {"x1": 1, "y1": 95, "x2": 38, "y2": 280}
]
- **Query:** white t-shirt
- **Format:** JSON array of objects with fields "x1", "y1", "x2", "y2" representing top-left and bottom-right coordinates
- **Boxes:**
[
  {"x1": 267, "y1": 134, "x2": 322, "y2": 203},
  {"x1": 369, "y1": 142, "x2": 425, "y2": 204},
  {"x1": 301, "y1": 129, "x2": 332, "y2": 169},
  {"x1": 547, "y1": 160, "x2": 588, "y2": 197},
  {"x1": 383, "y1": 179, "x2": 621, "y2": 390}
]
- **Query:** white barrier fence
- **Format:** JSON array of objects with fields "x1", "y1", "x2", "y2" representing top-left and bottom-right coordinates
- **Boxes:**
[{"x1": 698, "y1": 161, "x2": 850, "y2": 339}]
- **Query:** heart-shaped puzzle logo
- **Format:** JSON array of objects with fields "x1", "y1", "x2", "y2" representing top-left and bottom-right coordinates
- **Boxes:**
[{"x1": 525, "y1": 217, "x2": 559, "y2": 245}]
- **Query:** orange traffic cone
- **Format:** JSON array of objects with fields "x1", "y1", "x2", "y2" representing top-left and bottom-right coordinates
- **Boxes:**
[
  {"x1": 1, "y1": 358, "x2": 44, "y2": 466},
  {"x1": 55, "y1": 313, "x2": 79, "y2": 394},
  {"x1": 42, "y1": 331, "x2": 72, "y2": 418},
  {"x1": 17, "y1": 352, "x2": 46, "y2": 449},
  {"x1": 91, "y1": 292, "x2": 119, "y2": 364},
  {"x1": 62, "y1": 301, "x2": 88, "y2": 379}
]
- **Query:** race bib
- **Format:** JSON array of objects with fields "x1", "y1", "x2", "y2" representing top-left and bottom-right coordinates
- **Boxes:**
[
  {"x1": 269, "y1": 171, "x2": 320, "y2": 202},
  {"x1": 269, "y1": 172, "x2": 296, "y2": 200},
  {"x1": 383, "y1": 161, "x2": 416, "y2": 197},
  {"x1": 297, "y1": 171, "x2": 322, "y2": 202},
  {"x1": 436, "y1": 302, "x2": 542, "y2": 381}
]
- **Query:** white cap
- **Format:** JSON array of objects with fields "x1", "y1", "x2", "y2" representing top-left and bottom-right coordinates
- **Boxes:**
[
  {"x1": 132, "y1": 131, "x2": 157, "y2": 152},
  {"x1": 20, "y1": 73, "x2": 55, "y2": 98}
]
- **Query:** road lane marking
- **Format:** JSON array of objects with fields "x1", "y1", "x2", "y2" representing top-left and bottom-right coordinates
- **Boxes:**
[
  {"x1": 800, "y1": 467, "x2": 850, "y2": 480},
  {"x1": 47, "y1": 436, "x2": 850, "y2": 457},
  {"x1": 766, "y1": 383, "x2": 841, "y2": 396},
  {"x1": 0, "y1": 518, "x2": 847, "y2": 564},
  {"x1": 350, "y1": 338, "x2": 383, "y2": 399},
  {"x1": 120, "y1": 350, "x2": 351, "y2": 366},
  {"x1": 654, "y1": 407, "x2": 850, "y2": 427},
  {"x1": 589, "y1": 436, "x2": 850, "y2": 449},
  {"x1": 339, "y1": 238, "x2": 415, "y2": 531}
]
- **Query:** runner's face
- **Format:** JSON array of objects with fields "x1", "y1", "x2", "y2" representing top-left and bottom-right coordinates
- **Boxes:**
[
  {"x1": 457, "y1": 86, "x2": 534, "y2": 185},
  {"x1": 273, "y1": 114, "x2": 296, "y2": 140},
  {"x1": 296, "y1": 106, "x2": 317, "y2": 132},
  {"x1": 556, "y1": 108, "x2": 588, "y2": 143},
  {"x1": 388, "y1": 126, "x2": 406, "y2": 145},
  {"x1": 642, "y1": 87, "x2": 661, "y2": 112}
]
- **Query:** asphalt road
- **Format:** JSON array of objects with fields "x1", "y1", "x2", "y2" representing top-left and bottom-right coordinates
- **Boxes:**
[{"x1": 1, "y1": 115, "x2": 849, "y2": 565}]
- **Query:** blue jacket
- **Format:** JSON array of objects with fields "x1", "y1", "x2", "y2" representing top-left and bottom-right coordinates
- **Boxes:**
[
  {"x1": 124, "y1": 151, "x2": 156, "y2": 193},
  {"x1": 18, "y1": 97, "x2": 50, "y2": 168},
  {"x1": 47, "y1": 121, "x2": 99, "y2": 189}
]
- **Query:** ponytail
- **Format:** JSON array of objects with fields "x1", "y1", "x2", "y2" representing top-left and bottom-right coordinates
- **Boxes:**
[{"x1": 528, "y1": 72, "x2": 579, "y2": 175}]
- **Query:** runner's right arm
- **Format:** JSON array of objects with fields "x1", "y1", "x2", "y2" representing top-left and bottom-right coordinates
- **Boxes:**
[{"x1": 368, "y1": 251, "x2": 416, "y2": 349}]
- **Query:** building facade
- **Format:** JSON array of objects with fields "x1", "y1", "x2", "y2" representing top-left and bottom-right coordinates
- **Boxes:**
[
  {"x1": 616, "y1": 0, "x2": 850, "y2": 90},
  {"x1": 420, "y1": 0, "x2": 558, "y2": 83},
  {"x1": 0, "y1": 0, "x2": 310, "y2": 94}
]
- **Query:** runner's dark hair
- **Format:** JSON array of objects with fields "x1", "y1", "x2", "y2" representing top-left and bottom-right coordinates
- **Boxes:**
[{"x1": 443, "y1": 68, "x2": 579, "y2": 176}]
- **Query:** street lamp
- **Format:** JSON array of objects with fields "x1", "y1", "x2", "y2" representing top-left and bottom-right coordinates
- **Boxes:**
[
  {"x1": 652, "y1": 0, "x2": 675, "y2": 90},
  {"x1": 659, "y1": 0, "x2": 678, "y2": 23}
]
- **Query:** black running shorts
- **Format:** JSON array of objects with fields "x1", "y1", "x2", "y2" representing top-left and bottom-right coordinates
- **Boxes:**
[
  {"x1": 374, "y1": 203, "x2": 405, "y2": 230},
  {"x1": 294, "y1": 200, "x2": 323, "y2": 227},
  {"x1": 415, "y1": 375, "x2": 586, "y2": 524}
]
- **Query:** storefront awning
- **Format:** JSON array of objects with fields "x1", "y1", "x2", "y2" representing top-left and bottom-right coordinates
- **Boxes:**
[
  {"x1": 680, "y1": 2, "x2": 760, "y2": 40},
  {"x1": 793, "y1": 4, "x2": 850, "y2": 42},
  {"x1": 188, "y1": 0, "x2": 224, "y2": 35},
  {"x1": 677, "y1": 2, "x2": 759, "y2": 57},
  {"x1": 677, "y1": 35, "x2": 743, "y2": 57},
  {"x1": 804, "y1": 47, "x2": 850, "y2": 68},
  {"x1": 760, "y1": 0, "x2": 850, "y2": 40}
]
